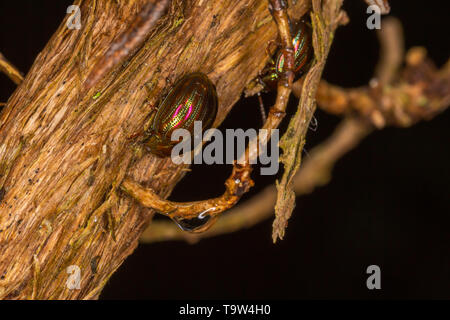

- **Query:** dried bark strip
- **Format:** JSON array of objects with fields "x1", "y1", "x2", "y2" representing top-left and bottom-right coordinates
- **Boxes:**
[{"x1": 273, "y1": 0, "x2": 346, "y2": 242}]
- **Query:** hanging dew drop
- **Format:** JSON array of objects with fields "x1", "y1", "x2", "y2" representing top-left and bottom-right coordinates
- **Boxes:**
[{"x1": 172, "y1": 214, "x2": 216, "y2": 233}]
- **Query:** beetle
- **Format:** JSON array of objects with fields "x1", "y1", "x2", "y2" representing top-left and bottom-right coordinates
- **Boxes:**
[
  {"x1": 143, "y1": 72, "x2": 218, "y2": 157},
  {"x1": 259, "y1": 19, "x2": 313, "y2": 90}
]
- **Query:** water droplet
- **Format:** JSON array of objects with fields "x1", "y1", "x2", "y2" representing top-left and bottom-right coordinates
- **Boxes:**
[{"x1": 172, "y1": 214, "x2": 216, "y2": 233}]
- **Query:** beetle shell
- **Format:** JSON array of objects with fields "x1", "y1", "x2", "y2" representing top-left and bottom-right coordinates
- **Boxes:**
[
  {"x1": 261, "y1": 20, "x2": 313, "y2": 89},
  {"x1": 275, "y1": 21, "x2": 312, "y2": 75},
  {"x1": 144, "y1": 72, "x2": 218, "y2": 157}
]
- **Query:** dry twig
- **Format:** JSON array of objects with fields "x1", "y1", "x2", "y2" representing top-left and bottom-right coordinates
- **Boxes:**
[
  {"x1": 0, "y1": 52, "x2": 23, "y2": 85},
  {"x1": 140, "y1": 117, "x2": 372, "y2": 243}
]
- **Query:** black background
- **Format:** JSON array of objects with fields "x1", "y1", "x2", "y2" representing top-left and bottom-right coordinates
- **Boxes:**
[{"x1": 0, "y1": 1, "x2": 448, "y2": 299}]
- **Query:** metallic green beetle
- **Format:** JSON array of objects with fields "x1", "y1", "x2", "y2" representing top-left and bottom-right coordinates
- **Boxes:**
[{"x1": 144, "y1": 72, "x2": 218, "y2": 157}]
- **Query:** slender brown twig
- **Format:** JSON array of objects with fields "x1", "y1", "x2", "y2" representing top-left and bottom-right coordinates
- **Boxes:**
[
  {"x1": 374, "y1": 17, "x2": 403, "y2": 85},
  {"x1": 292, "y1": 51, "x2": 450, "y2": 128},
  {"x1": 140, "y1": 117, "x2": 372, "y2": 243},
  {"x1": 0, "y1": 52, "x2": 24, "y2": 85}
]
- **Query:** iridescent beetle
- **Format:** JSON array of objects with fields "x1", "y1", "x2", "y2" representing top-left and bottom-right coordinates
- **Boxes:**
[
  {"x1": 259, "y1": 19, "x2": 313, "y2": 90},
  {"x1": 143, "y1": 72, "x2": 218, "y2": 157}
]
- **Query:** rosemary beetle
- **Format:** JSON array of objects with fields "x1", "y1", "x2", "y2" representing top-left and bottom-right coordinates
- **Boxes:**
[
  {"x1": 144, "y1": 72, "x2": 218, "y2": 157},
  {"x1": 260, "y1": 20, "x2": 313, "y2": 90}
]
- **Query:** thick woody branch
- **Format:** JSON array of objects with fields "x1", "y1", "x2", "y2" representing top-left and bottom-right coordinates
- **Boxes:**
[{"x1": 0, "y1": 0, "x2": 311, "y2": 299}]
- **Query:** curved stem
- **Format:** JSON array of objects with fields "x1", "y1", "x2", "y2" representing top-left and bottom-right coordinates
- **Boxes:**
[{"x1": 0, "y1": 52, "x2": 23, "y2": 85}]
